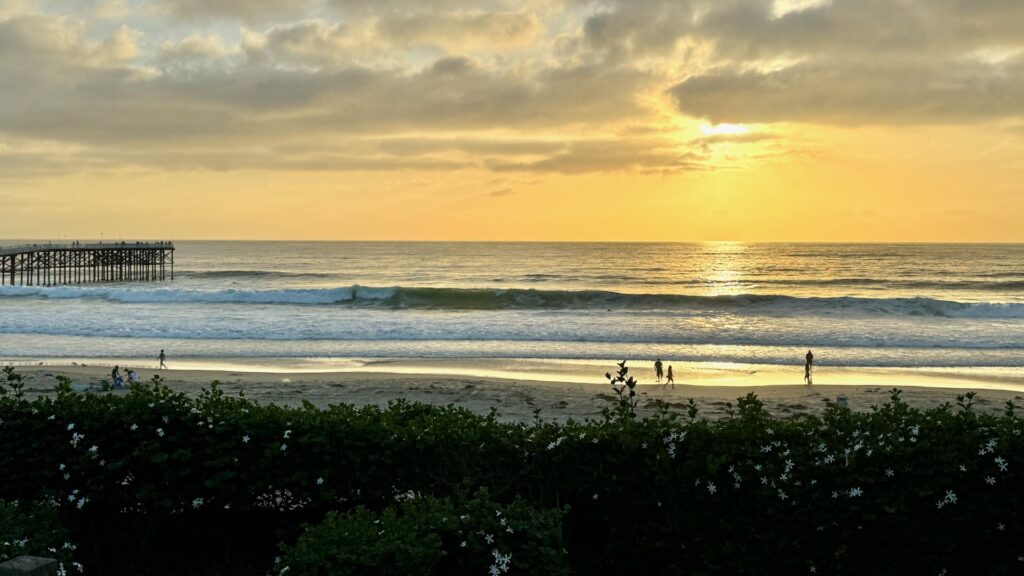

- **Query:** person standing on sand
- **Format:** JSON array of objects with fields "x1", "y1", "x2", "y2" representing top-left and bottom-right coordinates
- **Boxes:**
[
  {"x1": 665, "y1": 365, "x2": 675, "y2": 388},
  {"x1": 654, "y1": 359, "x2": 664, "y2": 383},
  {"x1": 804, "y1": 350, "x2": 814, "y2": 385},
  {"x1": 159, "y1": 349, "x2": 167, "y2": 370}
]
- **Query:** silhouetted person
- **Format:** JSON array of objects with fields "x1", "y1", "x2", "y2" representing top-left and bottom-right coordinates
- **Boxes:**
[
  {"x1": 111, "y1": 365, "x2": 123, "y2": 389},
  {"x1": 666, "y1": 365, "x2": 675, "y2": 388},
  {"x1": 804, "y1": 350, "x2": 813, "y2": 385},
  {"x1": 159, "y1": 349, "x2": 167, "y2": 370},
  {"x1": 654, "y1": 359, "x2": 664, "y2": 383}
]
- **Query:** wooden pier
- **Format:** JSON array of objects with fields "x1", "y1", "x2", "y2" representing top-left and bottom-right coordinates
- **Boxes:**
[{"x1": 0, "y1": 242, "x2": 174, "y2": 286}]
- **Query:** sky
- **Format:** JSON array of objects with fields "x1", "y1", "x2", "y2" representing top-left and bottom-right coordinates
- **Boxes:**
[{"x1": 1, "y1": 0, "x2": 1023, "y2": 242}]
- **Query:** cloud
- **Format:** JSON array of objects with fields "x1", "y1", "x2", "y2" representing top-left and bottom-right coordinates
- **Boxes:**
[
  {"x1": 670, "y1": 58, "x2": 1024, "y2": 125},
  {"x1": 486, "y1": 187, "x2": 515, "y2": 197},
  {"x1": 573, "y1": 0, "x2": 1024, "y2": 125},
  {"x1": 5, "y1": 0, "x2": 1024, "y2": 181},
  {"x1": 377, "y1": 11, "x2": 543, "y2": 50},
  {"x1": 159, "y1": 33, "x2": 229, "y2": 62},
  {"x1": 157, "y1": 0, "x2": 314, "y2": 22},
  {"x1": 488, "y1": 139, "x2": 704, "y2": 174}
]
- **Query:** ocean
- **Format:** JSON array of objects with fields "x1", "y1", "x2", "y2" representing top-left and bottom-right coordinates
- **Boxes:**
[{"x1": 1, "y1": 242, "x2": 1023, "y2": 384}]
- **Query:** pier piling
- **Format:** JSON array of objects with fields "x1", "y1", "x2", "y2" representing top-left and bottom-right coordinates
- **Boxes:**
[{"x1": 0, "y1": 242, "x2": 174, "y2": 286}]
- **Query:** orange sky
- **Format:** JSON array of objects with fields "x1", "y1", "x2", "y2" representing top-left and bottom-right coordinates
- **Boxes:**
[{"x1": 2, "y1": 1, "x2": 1023, "y2": 241}]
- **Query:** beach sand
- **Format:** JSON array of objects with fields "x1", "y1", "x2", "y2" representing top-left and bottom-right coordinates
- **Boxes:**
[{"x1": 10, "y1": 363, "x2": 1024, "y2": 423}]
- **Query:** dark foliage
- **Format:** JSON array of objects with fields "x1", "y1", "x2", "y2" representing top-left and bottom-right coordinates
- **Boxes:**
[{"x1": 0, "y1": 365, "x2": 1022, "y2": 575}]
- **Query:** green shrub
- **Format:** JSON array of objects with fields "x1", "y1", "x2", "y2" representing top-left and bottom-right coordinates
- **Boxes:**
[
  {"x1": 278, "y1": 491, "x2": 568, "y2": 576},
  {"x1": 0, "y1": 500, "x2": 78, "y2": 570}
]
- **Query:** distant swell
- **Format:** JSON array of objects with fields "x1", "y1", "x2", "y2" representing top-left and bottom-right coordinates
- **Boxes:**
[{"x1": 2, "y1": 285, "x2": 1024, "y2": 318}]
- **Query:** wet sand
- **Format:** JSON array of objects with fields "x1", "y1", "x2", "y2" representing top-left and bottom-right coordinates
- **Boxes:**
[{"x1": 10, "y1": 363, "x2": 1023, "y2": 422}]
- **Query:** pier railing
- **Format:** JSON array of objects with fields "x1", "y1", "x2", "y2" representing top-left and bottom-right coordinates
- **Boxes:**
[{"x1": 0, "y1": 241, "x2": 174, "y2": 257}]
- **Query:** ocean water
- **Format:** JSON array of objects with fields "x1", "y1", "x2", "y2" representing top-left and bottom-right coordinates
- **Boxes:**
[{"x1": 1, "y1": 242, "x2": 1023, "y2": 375}]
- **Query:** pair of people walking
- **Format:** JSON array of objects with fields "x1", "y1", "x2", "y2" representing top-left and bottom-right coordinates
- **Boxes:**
[{"x1": 654, "y1": 358, "x2": 674, "y2": 388}]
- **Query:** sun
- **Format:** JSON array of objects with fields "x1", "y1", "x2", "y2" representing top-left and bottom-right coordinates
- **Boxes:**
[{"x1": 700, "y1": 123, "x2": 749, "y2": 136}]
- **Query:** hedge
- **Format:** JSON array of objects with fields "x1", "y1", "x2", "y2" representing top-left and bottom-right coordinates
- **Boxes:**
[{"x1": 0, "y1": 364, "x2": 1022, "y2": 575}]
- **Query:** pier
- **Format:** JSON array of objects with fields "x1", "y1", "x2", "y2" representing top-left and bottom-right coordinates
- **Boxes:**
[{"x1": 0, "y1": 242, "x2": 174, "y2": 286}]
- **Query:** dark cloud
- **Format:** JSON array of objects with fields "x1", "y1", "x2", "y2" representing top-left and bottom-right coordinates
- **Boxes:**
[
  {"x1": 670, "y1": 58, "x2": 1024, "y2": 125},
  {"x1": 575, "y1": 0, "x2": 1024, "y2": 124}
]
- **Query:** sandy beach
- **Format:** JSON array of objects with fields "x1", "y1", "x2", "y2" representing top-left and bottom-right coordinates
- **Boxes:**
[{"x1": 11, "y1": 362, "x2": 1023, "y2": 422}]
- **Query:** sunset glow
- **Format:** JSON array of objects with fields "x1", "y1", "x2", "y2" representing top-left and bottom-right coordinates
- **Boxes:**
[{"x1": 1, "y1": 1, "x2": 1022, "y2": 241}]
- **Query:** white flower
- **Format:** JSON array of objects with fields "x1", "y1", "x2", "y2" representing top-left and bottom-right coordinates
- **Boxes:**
[
  {"x1": 316, "y1": 477, "x2": 324, "y2": 486},
  {"x1": 280, "y1": 443, "x2": 288, "y2": 452},
  {"x1": 283, "y1": 430, "x2": 292, "y2": 439},
  {"x1": 995, "y1": 457, "x2": 1009, "y2": 472},
  {"x1": 998, "y1": 523, "x2": 1006, "y2": 531},
  {"x1": 985, "y1": 476, "x2": 996, "y2": 485},
  {"x1": 944, "y1": 490, "x2": 957, "y2": 505},
  {"x1": 242, "y1": 435, "x2": 250, "y2": 443},
  {"x1": 76, "y1": 497, "x2": 88, "y2": 509},
  {"x1": 707, "y1": 482, "x2": 717, "y2": 495},
  {"x1": 848, "y1": 487, "x2": 863, "y2": 498},
  {"x1": 936, "y1": 500, "x2": 945, "y2": 509},
  {"x1": 192, "y1": 497, "x2": 204, "y2": 509},
  {"x1": 959, "y1": 465, "x2": 966, "y2": 472},
  {"x1": 58, "y1": 464, "x2": 66, "y2": 471},
  {"x1": 156, "y1": 428, "x2": 165, "y2": 437},
  {"x1": 88, "y1": 445, "x2": 98, "y2": 454},
  {"x1": 460, "y1": 541, "x2": 467, "y2": 548},
  {"x1": 484, "y1": 533, "x2": 494, "y2": 544},
  {"x1": 67, "y1": 423, "x2": 75, "y2": 431},
  {"x1": 130, "y1": 424, "x2": 138, "y2": 431},
  {"x1": 777, "y1": 489, "x2": 788, "y2": 501},
  {"x1": 885, "y1": 469, "x2": 894, "y2": 477}
]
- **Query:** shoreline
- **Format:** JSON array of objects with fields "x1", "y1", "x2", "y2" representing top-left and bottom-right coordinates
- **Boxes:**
[{"x1": 10, "y1": 362, "x2": 1024, "y2": 423}]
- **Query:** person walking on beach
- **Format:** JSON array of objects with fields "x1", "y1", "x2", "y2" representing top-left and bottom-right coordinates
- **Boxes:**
[
  {"x1": 158, "y1": 349, "x2": 167, "y2": 370},
  {"x1": 804, "y1": 350, "x2": 814, "y2": 385},
  {"x1": 665, "y1": 365, "x2": 675, "y2": 388},
  {"x1": 654, "y1": 359, "x2": 664, "y2": 383}
]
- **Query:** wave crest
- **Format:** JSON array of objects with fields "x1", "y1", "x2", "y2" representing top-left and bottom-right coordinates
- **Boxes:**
[{"x1": 2, "y1": 284, "x2": 1024, "y2": 318}]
